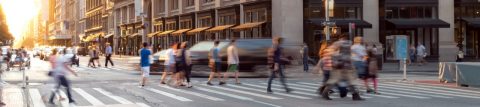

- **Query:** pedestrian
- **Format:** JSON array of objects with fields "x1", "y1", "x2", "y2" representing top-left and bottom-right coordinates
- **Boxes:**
[
  {"x1": 267, "y1": 37, "x2": 292, "y2": 94},
  {"x1": 139, "y1": 42, "x2": 152, "y2": 87},
  {"x1": 456, "y1": 48, "x2": 464, "y2": 62},
  {"x1": 301, "y1": 43, "x2": 309, "y2": 72},
  {"x1": 322, "y1": 35, "x2": 364, "y2": 101},
  {"x1": 221, "y1": 39, "x2": 241, "y2": 85},
  {"x1": 71, "y1": 46, "x2": 79, "y2": 67},
  {"x1": 206, "y1": 41, "x2": 223, "y2": 85},
  {"x1": 416, "y1": 43, "x2": 427, "y2": 66},
  {"x1": 0, "y1": 49, "x2": 4, "y2": 106},
  {"x1": 366, "y1": 49, "x2": 380, "y2": 94},
  {"x1": 48, "y1": 49, "x2": 78, "y2": 105},
  {"x1": 88, "y1": 46, "x2": 96, "y2": 68},
  {"x1": 351, "y1": 37, "x2": 370, "y2": 93},
  {"x1": 408, "y1": 45, "x2": 416, "y2": 65},
  {"x1": 174, "y1": 43, "x2": 186, "y2": 87},
  {"x1": 105, "y1": 43, "x2": 114, "y2": 68},
  {"x1": 160, "y1": 43, "x2": 177, "y2": 85},
  {"x1": 179, "y1": 42, "x2": 193, "y2": 88},
  {"x1": 93, "y1": 46, "x2": 101, "y2": 67}
]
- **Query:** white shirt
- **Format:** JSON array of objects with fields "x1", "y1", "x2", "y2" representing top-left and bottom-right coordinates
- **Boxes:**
[
  {"x1": 227, "y1": 45, "x2": 239, "y2": 64},
  {"x1": 52, "y1": 55, "x2": 68, "y2": 76},
  {"x1": 351, "y1": 44, "x2": 367, "y2": 61},
  {"x1": 164, "y1": 49, "x2": 176, "y2": 65},
  {"x1": 417, "y1": 45, "x2": 426, "y2": 56}
]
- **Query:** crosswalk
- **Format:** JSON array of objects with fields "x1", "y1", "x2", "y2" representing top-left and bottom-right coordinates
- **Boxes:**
[
  {"x1": 2, "y1": 81, "x2": 480, "y2": 107},
  {"x1": 73, "y1": 66, "x2": 137, "y2": 72}
]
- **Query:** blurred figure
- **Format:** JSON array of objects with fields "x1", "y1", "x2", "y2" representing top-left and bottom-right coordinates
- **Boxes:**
[
  {"x1": 301, "y1": 43, "x2": 309, "y2": 72},
  {"x1": 179, "y1": 42, "x2": 193, "y2": 88},
  {"x1": 221, "y1": 39, "x2": 241, "y2": 85},
  {"x1": 322, "y1": 36, "x2": 364, "y2": 101},
  {"x1": 0, "y1": 49, "x2": 4, "y2": 106},
  {"x1": 351, "y1": 37, "x2": 370, "y2": 93},
  {"x1": 139, "y1": 43, "x2": 152, "y2": 87},
  {"x1": 416, "y1": 43, "x2": 427, "y2": 66},
  {"x1": 48, "y1": 49, "x2": 78, "y2": 105},
  {"x1": 160, "y1": 43, "x2": 177, "y2": 85},
  {"x1": 408, "y1": 45, "x2": 416, "y2": 65},
  {"x1": 456, "y1": 48, "x2": 464, "y2": 62},
  {"x1": 105, "y1": 43, "x2": 114, "y2": 68},
  {"x1": 174, "y1": 43, "x2": 185, "y2": 87},
  {"x1": 93, "y1": 46, "x2": 101, "y2": 67},
  {"x1": 207, "y1": 41, "x2": 222, "y2": 85},
  {"x1": 366, "y1": 49, "x2": 380, "y2": 94},
  {"x1": 267, "y1": 37, "x2": 292, "y2": 94},
  {"x1": 88, "y1": 46, "x2": 96, "y2": 68}
]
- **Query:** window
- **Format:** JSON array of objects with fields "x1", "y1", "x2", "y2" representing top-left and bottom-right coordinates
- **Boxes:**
[
  {"x1": 166, "y1": 22, "x2": 176, "y2": 30},
  {"x1": 204, "y1": 0, "x2": 214, "y2": 3},
  {"x1": 245, "y1": 8, "x2": 267, "y2": 23},
  {"x1": 180, "y1": 20, "x2": 192, "y2": 29},
  {"x1": 219, "y1": 14, "x2": 236, "y2": 25},
  {"x1": 199, "y1": 17, "x2": 212, "y2": 27},
  {"x1": 186, "y1": 0, "x2": 195, "y2": 7},
  {"x1": 386, "y1": 6, "x2": 436, "y2": 19},
  {"x1": 170, "y1": 0, "x2": 178, "y2": 10}
]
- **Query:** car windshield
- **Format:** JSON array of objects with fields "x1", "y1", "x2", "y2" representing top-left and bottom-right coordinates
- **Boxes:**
[{"x1": 189, "y1": 42, "x2": 228, "y2": 51}]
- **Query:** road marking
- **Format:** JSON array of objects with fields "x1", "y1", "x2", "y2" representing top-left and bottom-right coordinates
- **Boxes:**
[
  {"x1": 159, "y1": 85, "x2": 225, "y2": 101},
  {"x1": 388, "y1": 82, "x2": 480, "y2": 96},
  {"x1": 260, "y1": 83, "x2": 315, "y2": 92},
  {"x1": 4, "y1": 88, "x2": 23, "y2": 107},
  {"x1": 144, "y1": 88, "x2": 193, "y2": 102},
  {"x1": 286, "y1": 83, "x2": 318, "y2": 89},
  {"x1": 93, "y1": 88, "x2": 134, "y2": 104},
  {"x1": 296, "y1": 82, "x2": 321, "y2": 86},
  {"x1": 226, "y1": 84, "x2": 312, "y2": 99},
  {"x1": 58, "y1": 91, "x2": 70, "y2": 107},
  {"x1": 242, "y1": 83, "x2": 319, "y2": 97},
  {"x1": 201, "y1": 84, "x2": 282, "y2": 100},
  {"x1": 377, "y1": 86, "x2": 452, "y2": 98},
  {"x1": 400, "y1": 82, "x2": 480, "y2": 95},
  {"x1": 363, "y1": 94, "x2": 399, "y2": 99},
  {"x1": 380, "y1": 84, "x2": 480, "y2": 99},
  {"x1": 378, "y1": 91, "x2": 430, "y2": 99},
  {"x1": 135, "y1": 103, "x2": 151, "y2": 107},
  {"x1": 195, "y1": 86, "x2": 281, "y2": 107},
  {"x1": 29, "y1": 89, "x2": 46, "y2": 107},
  {"x1": 73, "y1": 88, "x2": 105, "y2": 105}
]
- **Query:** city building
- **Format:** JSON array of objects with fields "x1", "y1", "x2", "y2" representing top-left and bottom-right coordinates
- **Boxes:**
[
  {"x1": 84, "y1": 0, "x2": 110, "y2": 51},
  {"x1": 48, "y1": 0, "x2": 73, "y2": 46}
]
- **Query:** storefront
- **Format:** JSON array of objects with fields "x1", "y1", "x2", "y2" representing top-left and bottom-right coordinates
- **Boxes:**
[
  {"x1": 232, "y1": 1, "x2": 271, "y2": 39},
  {"x1": 206, "y1": 5, "x2": 240, "y2": 40},
  {"x1": 380, "y1": 0, "x2": 450, "y2": 61},
  {"x1": 455, "y1": 0, "x2": 480, "y2": 59},
  {"x1": 188, "y1": 9, "x2": 215, "y2": 44},
  {"x1": 172, "y1": 13, "x2": 195, "y2": 46}
]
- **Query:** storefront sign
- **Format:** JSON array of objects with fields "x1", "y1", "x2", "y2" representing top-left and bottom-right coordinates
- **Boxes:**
[{"x1": 395, "y1": 35, "x2": 408, "y2": 60}]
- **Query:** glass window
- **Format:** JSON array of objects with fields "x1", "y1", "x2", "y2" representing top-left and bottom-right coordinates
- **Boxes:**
[
  {"x1": 399, "y1": 7, "x2": 409, "y2": 19},
  {"x1": 346, "y1": 7, "x2": 356, "y2": 19},
  {"x1": 416, "y1": 7, "x2": 424, "y2": 18},
  {"x1": 186, "y1": 0, "x2": 194, "y2": 7},
  {"x1": 310, "y1": 7, "x2": 323, "y2": 18},
  {"x1": 425, "y1": 7, "x2": 432, "y2": 18},
  {"x1": 259, "y1": 9, "x2": 266, "y2": 21}
]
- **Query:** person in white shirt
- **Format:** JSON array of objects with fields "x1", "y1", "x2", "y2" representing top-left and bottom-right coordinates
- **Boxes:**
[
  {"x1": 160, "y1": 43, "x2": 177, "y2": 84},
  {"x1": 48, "y1": 49, "x2": 78, "y2": 105},
  {"x1": 351, "y1": 37, "x2": 372, "y2": 93},
  {"x1": 221, "y1": 40, "x2": 241, "y2": 85},
  {"x1": 416, "y1": 43, "x2": 427, "y2": 65}
]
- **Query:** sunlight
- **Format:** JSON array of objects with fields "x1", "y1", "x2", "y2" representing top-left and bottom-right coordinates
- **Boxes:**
[{"x1": 0, "y1": 0, "x2": 40, "y2": 47}]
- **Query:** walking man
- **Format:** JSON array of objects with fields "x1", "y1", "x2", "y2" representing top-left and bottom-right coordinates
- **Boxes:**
[
  {"x1": 49, "y1": 49, "x2": 78, "y2": 105},
  {"x1": 267, "y1": 37, "x2": 291, "y2": 94},
  {"x1": 351, "y1": 37, "x2": 370, "y2": 93},
  {"x1": 221, "y1": 39, "x2": 241, "y2": 85},
  {"x1": 301, "y1": 43, "x2": 309, "y2": 72},
  {"x1": 139, "y1": 43, "x2": 152, "y2": 87},
  {"x1": 105, "y1": 43, "x2": 114, "y2": 68},
  {"x1": 416, "y1": 43, "x2": 427, "y2": 66},
  {"x1": 88, "y1": 46, "x2": 96, "y2": 68},
  {"x1": 207, "y1": 41, "x2": 222, "y2": 85}
]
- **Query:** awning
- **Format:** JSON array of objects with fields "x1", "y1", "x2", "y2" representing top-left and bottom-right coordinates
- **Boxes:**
[
  {"x1": 187, "y1": 27, "x2": 211, "y2": 35},
  {"x1": 206, "y1": 25, "x2": 236, "y2": 33},
  {"x1": 386, "y1": 19, "x2": 450, "y2": 28},
  {"x1": 158, "y1": 30, "x2": 175, "y2": 36},
  {"x1": 462, "y1": 18, "x2": 480, "y2": 28},
  {"x1": 147, "y1": 31, "x2": 161, "y2": 37},
  {"x1": 309, "y1": 19, "x2": 373, "y2": 28},
  {"x1": 232, "y1": 22, "x2": 265, "y2": 31},
  {"x1": 171, "y1": 29, "x2": 192, "y2": 35},
  {"x1": 129, "y1": 33, "x2": 140, "y2": 37},
  {"x1": 103, "y1": 33, "x2": 114, "y2": 38}
]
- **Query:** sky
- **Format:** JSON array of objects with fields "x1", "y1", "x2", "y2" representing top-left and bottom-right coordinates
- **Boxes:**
[{"x1": 0, "y1": 0, "x2": 40, "y2": 47}]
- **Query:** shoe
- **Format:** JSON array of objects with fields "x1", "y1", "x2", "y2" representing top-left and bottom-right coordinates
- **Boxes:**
[
  {"x1": 207, "y1": 82, "x2": 213, "y2": 86},
  {"x1": 366, "y1": 88, "x2": 374, "y2": 93},
  {"x1": 235, "y1": 82, "x2": 242, "y2": 85},
  {"x1": 267, "y1": 90, "x2": 273, "y2": 94},
  {"x1": 187, "y1": 84, "x2": 193, "y2": 88},
  {"x1": 285, "y1": 88, "x2": 292, "y2": 93},
  {"x1": 219, "y1": 82, "x2": 226, "y2": 85},
  {"x1": 160, "y1": 82, "x2": 166, "y2": 84},
  {"x1": 373, "y1": 91, "x2": 381, "y2": 95},
  {"x1": 321, "y1": 85, "x2": 333, "y2": 100},
  {"x1": 352, "y1": 93, "x2": 365, "y2": 101}
]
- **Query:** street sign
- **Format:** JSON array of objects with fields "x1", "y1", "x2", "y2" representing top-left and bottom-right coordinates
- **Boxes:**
[{"x1": 395, "y1": 35, "x2": 408, "y2": 60}]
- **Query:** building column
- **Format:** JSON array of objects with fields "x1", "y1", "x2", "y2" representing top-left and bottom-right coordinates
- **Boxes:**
[
  {"x1": 271, "y1": 0, "x2": 303, "y2": 47},
  {"x1": 438, "y1": 0, "x2": 456, "y2": 62},
  {"x1": 363, "y1": 0, "x2": 379, "y2": 43}
]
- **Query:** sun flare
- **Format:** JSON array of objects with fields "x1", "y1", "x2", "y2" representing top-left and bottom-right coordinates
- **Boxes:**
[{"x1": 1, "y1": 0, "x2": 40, "y2": 47}]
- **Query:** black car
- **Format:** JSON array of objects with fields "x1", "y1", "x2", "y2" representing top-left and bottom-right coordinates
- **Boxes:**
[{"x1": 151, "y1": 39, "x2": 293, "y2": 74}]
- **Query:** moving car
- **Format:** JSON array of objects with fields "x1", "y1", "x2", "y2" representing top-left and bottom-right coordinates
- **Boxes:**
[{"x1": 150, "y1": 39, "x2": 294, "y2": 75}]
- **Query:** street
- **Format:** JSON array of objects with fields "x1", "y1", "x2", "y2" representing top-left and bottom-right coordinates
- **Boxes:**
[{"x1": 1, "y1": 56, "x2": 480, "y2": 107}]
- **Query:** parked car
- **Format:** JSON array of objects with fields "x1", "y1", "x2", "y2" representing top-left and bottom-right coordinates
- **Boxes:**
[{"x1": 150, "y1": 39, "x2": 294, "y2": 74}]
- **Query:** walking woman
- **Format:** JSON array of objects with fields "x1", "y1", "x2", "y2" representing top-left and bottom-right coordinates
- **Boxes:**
[
  {"x1": 160, "y1": 43, "x2": 177, "y2": 85},
  {"x1": 174, "y1": 42, "x2": 189, "y2": 87},
  {"x1": 88, "y1": 46, "x2": 96, "y2": 68},
  {"x1": 48, "y1": 49, "x2": 78, "y2": 105},
  {"x1": 178, "y1": 42, "x2": 193, "y2": 88},
  {"x1": 366, "y1": 49, "x2": 380, "y2": 94}
]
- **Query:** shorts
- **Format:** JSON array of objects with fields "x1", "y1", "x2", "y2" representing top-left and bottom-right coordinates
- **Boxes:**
[
  {"x1": 227, "y1": 64, "x2": 238, "y2": 72},
  {"x1": 212, "y1": 62, "x2": 221, "y2": 72},
  {"x1": 164, "y1": 65, "x2": 175, "y2": 72},
  {"x1": 141, "y1": 67, "x2": 150, "y2": 77},
  {"x1": 175, "y1": 63, "x2": 186, "y2": 73}
]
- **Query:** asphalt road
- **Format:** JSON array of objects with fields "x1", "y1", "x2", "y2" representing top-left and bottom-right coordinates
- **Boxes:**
[{"x1": 1, "y1": 56, "x2": 480, "y2": 107}]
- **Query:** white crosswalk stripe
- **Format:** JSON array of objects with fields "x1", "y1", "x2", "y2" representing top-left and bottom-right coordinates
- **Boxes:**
[
  {"x1": 400, "y1": 82, "x2": 480, "y2": 95},
  {"x1": 159, "y1": 85, "x2": 225, "y2": 101},
  {"x1": 242, "y1": 83, "x2": 320, "y2": 97},
  {"x1": 377, "y1": 86, "x2": 452, "y2": 98},
  {"x1": 144, "y1": 87, "x2": 193, "y2": 102},
  {"x1": 201, "y1": 84, "x2": 283, "y2": 100},
  {"x1": 380, "y1": 84, "x2": 480, "y2": 99},
  {"x1": 4, "y1": 88, "x2": 24, "y2": 107},
  {"x1": 225, "y1": 84, "x2": 312, "y2": 99},
  {"x1": 387, "y1": 82, "x2": 480, "y2": 96},
  {"x1": 195, "y1": 86, "x2": 281, "y2": 107},
  {"x1": 296, "y1": 82, "x2": 321, "y2": 86},
  {"x1": 58, "y1": 91, "x2": 70, "y2": 107},
  {"x1": 73, "y1": 88, "x2": 105, "y2": 105},
  {"x1": 260, "y1": 83, "x2": 315, "y2": 92},
  {"x1": 93, "y1": 88, "x2": 135, "y2": 104},
  {"x1": 29, "y1": 89, "x2": 46, "y2": 107},
  {"x1": 375, "y1": 91, "x2": 430, "y2": 99}
]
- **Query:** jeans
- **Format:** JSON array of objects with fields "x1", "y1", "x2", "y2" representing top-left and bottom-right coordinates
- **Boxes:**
[
  {"x1": 353, "y1": 61, "x2": 366, "y2": 77},
  {"x1": 267, "y1": 65, "x2": 288, "y2": 91},
  {"x1": 303, "y1": 58, "x2": 309, "y2": 72},
  {"x1": 49, "y1": 76, "x2": 74, "y2": 103},
  {"x1": 105, "y1": 54, "x2": 114, "y2": 67}
]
